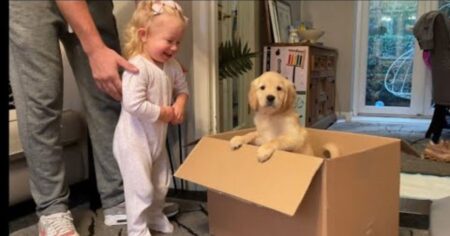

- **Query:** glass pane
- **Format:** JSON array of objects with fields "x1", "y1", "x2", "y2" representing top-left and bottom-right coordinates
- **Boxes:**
[
  {"x1": 439, "y1": 0, "x2": 450, "y2": 15},
  {"x1": 365, "y1": 1, "x2": 418, "y2": 107}
]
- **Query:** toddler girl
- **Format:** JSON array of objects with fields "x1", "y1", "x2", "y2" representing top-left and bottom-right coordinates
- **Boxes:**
[{"x1": 113, "y1": 1, "x2": 189, "y2": 235}]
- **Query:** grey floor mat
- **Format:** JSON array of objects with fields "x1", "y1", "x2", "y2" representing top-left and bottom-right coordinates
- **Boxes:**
[{"x1": 328, "y1": 121, "x2": 450, "y2": 176}]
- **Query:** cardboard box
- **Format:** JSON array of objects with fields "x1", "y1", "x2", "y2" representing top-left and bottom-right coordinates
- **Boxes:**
[{"x1": 175, "y1": 128, "x2": 401, "y2": 236}]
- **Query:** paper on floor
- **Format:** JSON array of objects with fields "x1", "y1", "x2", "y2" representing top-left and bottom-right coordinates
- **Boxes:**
[{"x1": 400, "y1": 173, "x2": 450, "y2": 200}]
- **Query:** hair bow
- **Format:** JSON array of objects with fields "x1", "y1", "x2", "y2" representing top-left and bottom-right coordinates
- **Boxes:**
[
  {"x1": 152, "y1": 0, "x2": 183, "y2": 15},
  {"x1": 151, "y1": 0, "x2": 189, "y2": 22}
]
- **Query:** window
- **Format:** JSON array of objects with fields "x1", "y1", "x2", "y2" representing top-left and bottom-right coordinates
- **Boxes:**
[
  {"x1": 354, "y1": 1, "x2": 436, "y2": 116},
  {"x1": 365, "y1": 1, "x2": 418, "y2": 107}
]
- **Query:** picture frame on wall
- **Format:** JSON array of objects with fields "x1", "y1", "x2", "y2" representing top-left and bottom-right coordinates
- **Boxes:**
[
  {"x1": 268, "y1": 0, "x2": 281, "y2": 43},
  {"x1": 264, "y1": 1, "x2": 274, "y2": 43},
  {"x1": 275, "y1": 0, "x2": 292, "y2": 43}
]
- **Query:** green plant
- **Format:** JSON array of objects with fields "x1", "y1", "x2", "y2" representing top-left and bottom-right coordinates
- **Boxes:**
[{"x1": 218, "y1": 39, "x2": 259, "y2": 80}]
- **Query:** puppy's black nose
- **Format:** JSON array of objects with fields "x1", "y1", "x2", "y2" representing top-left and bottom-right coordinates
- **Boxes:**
[{"x1": 266, "y1": 95, "x2": 275, "y2": 103}]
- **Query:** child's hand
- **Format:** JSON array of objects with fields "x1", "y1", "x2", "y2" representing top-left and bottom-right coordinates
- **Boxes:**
[
  {"x1": 171, "y1": 102, "x2": 185, "y2": 125},
  {"x1": 158, "y1": 106, "x2": 174, "y2": 123}
]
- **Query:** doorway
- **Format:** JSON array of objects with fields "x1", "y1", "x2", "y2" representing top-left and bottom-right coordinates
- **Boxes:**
[
  {"x1": 217, "y1": 1, "x2": 261, "y2": 131},
  {"x1": 354, "y1": 1, "x2": 440, "y2": 117}
]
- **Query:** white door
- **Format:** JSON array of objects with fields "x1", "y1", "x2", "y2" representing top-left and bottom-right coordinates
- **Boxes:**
[
  {"x1": 354, "y1": 0, "x2": 441, "y2": 117},
  {"x1": 188, "y1": 1, "x2": 260, "y2": 136},
  {"x1": 218, "y1": 1, "x2": 259, "y2": 131}
]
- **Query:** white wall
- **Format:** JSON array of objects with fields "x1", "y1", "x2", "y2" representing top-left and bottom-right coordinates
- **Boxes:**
[
  {"x1": 286, "y1": 0, "x2": 301, "y2": 24},
  {"x1": 301, "y1": 1, "x2": 356, "y2": 114}
]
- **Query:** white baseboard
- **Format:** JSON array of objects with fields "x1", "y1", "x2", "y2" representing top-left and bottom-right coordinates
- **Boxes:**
[{"x1": 335, "y1": 111, "x2": 431, "y2": 124}]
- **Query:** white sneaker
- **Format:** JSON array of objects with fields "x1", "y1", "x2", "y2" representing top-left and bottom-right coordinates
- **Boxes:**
[
  {"x1": 104, "y1": 202, "x2": 127, "y2": 226},
  {"x1": 38, "y1": 211, "x2": 79, "y2": 236}
]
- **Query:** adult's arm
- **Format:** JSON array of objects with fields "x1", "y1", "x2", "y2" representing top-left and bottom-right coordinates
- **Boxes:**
[{"x1": 55, "y1": 0, "x2": 138, "y2": 101}]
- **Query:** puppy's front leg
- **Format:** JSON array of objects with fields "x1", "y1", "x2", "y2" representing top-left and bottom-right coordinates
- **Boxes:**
[
  {"x1": 230, "y1": 131, "x2": 259, "y2": 150},
  {"x1": 256, "y1": 135, "x2": 301, "y2": 162},
  {"x1": 257, "y1": 143, "x2": 277, "y2": 162}
]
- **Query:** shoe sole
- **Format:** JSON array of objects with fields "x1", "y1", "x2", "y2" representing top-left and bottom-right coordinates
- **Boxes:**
[
  {"x1": 104, "y1": 216, "x2": 127, "y2": 226},
  {"x1": 163, "y1": 203, "x2": 180, "y2": 218},
  {"x1": 164, "y1": 208, "x2": 179, "y2": 218}
]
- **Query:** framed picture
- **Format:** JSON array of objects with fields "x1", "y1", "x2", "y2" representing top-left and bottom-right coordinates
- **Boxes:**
[
  {"x1": 268, "y1": 0, "x2": 281, "y2": 43},
  {"x1": 275, "y1": 0, "x2": 292, "y2": 43},
  {"x1": 263, "y1": 1, "x2": 274, "y2": 43}
]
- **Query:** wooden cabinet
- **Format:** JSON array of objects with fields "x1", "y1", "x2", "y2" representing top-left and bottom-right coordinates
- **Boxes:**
[{"x1": 263, "y1": 44, "x2": 337, "y2": 128}]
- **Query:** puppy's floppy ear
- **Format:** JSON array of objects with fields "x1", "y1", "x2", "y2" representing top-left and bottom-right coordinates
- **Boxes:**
[
  {"x1": 248, "y1": 78, "x2": 259, "y2": 111},
  {"x1": 282, "y1": 81, "x2": 296, "y2": 111}
]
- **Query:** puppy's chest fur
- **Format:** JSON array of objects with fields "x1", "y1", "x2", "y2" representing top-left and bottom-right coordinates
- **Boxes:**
[{"x1": 254, "y1": 113, "x2": 293, "y2": 142}]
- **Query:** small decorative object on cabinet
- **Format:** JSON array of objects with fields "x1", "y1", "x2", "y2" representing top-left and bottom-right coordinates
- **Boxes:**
[
  {"x1": 298, "y1": 29, "x2": 325, "y2": 43},
  {"x1": 263, "y1": 43, "x2": 338, "y2": 128}
]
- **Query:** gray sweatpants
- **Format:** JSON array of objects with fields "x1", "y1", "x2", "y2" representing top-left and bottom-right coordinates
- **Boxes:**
[{"x1": 9, "y1": 0, "x2": 124, "y2": 216}]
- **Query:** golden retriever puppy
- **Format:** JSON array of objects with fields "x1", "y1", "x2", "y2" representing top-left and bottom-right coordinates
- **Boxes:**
[{"x1": 230, "y1": 71, "x2": 315, "y2": 162}]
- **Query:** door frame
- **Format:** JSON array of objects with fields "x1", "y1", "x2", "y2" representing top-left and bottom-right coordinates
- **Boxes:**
[
  {"x1": 352, "y1": 0, "x2": 437, "y2": 117},
  {"x1": 190, "y1": 1, "x2": 259, "y2": 136},
  {"x1": 191, "y1": 1, "x2": 220, "y2": 138},
  {"x1": 218, "y1": 1, "x2": 258, "y2": 132}
]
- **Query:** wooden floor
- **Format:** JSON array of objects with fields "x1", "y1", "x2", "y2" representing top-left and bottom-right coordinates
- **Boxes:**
[{"x1": 10, "y1": 197, "x2": 209, "y2": 236}]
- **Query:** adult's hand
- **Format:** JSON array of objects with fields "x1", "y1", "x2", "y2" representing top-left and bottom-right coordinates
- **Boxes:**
[
  {"x1": 87, "y1": 46, "x2": 138, "y2": 101},
  {"x1": 55, "y1": 0, "x2": 138, "y2": 101}
]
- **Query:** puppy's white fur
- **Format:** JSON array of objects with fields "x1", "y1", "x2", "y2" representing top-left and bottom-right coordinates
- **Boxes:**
[{"x1": 230, "y1": 71, "x2": 315, "y2": 162}]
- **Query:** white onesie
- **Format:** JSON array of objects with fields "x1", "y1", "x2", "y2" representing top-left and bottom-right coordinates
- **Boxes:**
[{"x1": 113, "y1": 55, "x2": 189, "y2": 236}]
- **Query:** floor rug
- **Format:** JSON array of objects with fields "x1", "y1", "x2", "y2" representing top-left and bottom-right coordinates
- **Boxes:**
[{"x1": 328, "y1": 120, "x2": 450, "y2": 176}]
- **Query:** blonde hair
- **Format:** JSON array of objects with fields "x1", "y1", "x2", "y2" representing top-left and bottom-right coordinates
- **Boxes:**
[{"x1": 123, "y1": 0, "x2": 188, "y2": 59}]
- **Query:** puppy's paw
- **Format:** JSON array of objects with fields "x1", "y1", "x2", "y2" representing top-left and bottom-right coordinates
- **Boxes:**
[
  {"x1": 230, "y1": 136, "x2": 244, "y2": 150},
  {"x1": 257, "y1": 145, "x2": 275, "y2": 163}
]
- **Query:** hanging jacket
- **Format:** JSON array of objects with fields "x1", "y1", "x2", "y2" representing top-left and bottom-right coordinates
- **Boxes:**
[{"x1": 414, "y1": 11, "x2": 450, "y2": 105}]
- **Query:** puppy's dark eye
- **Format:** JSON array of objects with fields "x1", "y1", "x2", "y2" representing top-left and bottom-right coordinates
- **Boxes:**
[
  {"x1": 277, "y1": 86, "x2": 282, "y2": 91},
  {"x1": 260, "y1": 85, "x2": 265, "y2": 90}
]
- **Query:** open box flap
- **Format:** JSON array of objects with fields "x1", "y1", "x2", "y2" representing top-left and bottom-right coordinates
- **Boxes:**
[{"x1": 175, "y1": 137, "x2": 324, "y2": 216}]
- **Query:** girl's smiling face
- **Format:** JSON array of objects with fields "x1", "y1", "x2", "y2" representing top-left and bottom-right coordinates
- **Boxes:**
[{"x1": 140, "y1": 14, "x2": 185, "y2": 66}]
